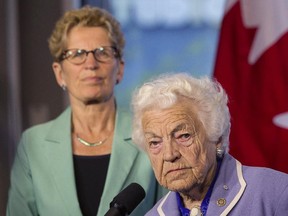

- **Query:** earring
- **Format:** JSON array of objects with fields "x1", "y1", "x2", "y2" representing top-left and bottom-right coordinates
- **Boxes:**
[
  {"x1": 216, "y1": 147, "x2": 224, "y2": 158},
  {"x1": 116, "y1": 79, "x2": 119, "y2": 84},
  {"x1": 61, "y1": 84, "x2": 66, "y2": 91}
]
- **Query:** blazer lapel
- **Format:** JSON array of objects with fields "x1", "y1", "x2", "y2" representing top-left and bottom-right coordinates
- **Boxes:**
[
  {"x1": 97, "y1": 109, "x2": 139, "y2": 216},
  {"x1": 157, "y1": 192, "x2": 181, "y2": 216},
  {"x1": 208, "y1": 154, "x2": 246, "y2": 216},
  {"x1": 44, "y1": 108, "x2": 82, "y2": 216}
]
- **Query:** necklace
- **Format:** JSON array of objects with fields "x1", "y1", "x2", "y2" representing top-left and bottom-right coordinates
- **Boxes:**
[
  {"x1": 190, "y1": 206, "x2": 202, "y2": 216},
  {"x1": 76, "y1": 134, "x2": 108, "y2": 147}
]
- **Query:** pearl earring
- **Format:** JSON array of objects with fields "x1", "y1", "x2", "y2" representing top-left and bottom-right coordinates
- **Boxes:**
[
  {"x1": 216, "y1": 147, "x2": 224, "y2": 158},
  {"x1": 61, "y1": 84, "x2": 66, "y2": 91}
]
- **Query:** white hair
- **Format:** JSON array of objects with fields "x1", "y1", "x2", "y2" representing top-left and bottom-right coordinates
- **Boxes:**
[{"x1": 131, "y1": 73, "x2": 231, "y2": 152}]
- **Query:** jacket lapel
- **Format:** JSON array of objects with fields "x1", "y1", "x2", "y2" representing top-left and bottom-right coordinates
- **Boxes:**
[
  {"x1": 97, "y1": 109, "x2": 139, "y2": 216},
  {"x1": 156, "y1": 192, "x2": 181, "y2": 216},
  {"x1": 208, "y1": 154, "x2": 247, "y2": 216},
  {"x1": 44, "y1": 108, "x2": 82, "y2": 216}
]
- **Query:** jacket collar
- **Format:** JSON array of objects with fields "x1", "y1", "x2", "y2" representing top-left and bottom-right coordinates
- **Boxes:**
[{"x1": 209, "y1": 154, "x2": 246, "y2": 216}]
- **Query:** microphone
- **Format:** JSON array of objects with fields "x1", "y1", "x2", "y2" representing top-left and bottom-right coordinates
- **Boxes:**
[{"x1": 104, "y1": 183, "x2": 146, "y2": 216}]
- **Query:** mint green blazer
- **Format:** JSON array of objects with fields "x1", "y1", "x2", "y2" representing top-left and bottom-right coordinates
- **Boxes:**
[{"x1": 7, "y1": 107, "x2": 165, "y2": 216}]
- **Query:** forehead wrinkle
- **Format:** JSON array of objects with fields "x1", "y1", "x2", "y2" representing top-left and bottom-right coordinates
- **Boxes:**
[
  {"x1": 66, "y1": 26, "x2": 110, "y2": 49},
  {"x1": 142, "y1": 116, "x2": 165, "y2": 138},
  {"x1": 143, "y1": 108, "x2": 197, "y2": 137},
  {"x1": 144, "y1": 131, "x2": 159, "y2": 138}
]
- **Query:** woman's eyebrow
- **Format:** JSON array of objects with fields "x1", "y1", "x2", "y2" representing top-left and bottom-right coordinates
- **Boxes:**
[
  {"x1": 170, "y1": 123, "x2": 187, "y2": 135},
  {"x1": 144, "y1": 131, "x2": 159, "y2": 137}
]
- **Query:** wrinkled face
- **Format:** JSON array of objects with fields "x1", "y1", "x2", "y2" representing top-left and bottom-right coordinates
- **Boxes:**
[
  {"x1": 142, "y1": 100, "x2": 217, "y2": 193},
  {"x1": 53, "y1": 26, "x2": 124, "y2": 105}
]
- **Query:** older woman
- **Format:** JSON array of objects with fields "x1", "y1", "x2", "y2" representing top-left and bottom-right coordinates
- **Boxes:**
[
  {"x1": 131, "y1": 73, "x2": 288, "y2": 216},
  {"x1": 7, "y1": 6, "x2": 165, "y2": 216}
]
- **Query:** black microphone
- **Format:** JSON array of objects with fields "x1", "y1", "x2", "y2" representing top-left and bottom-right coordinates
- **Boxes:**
[{"x1": 104, "y1": 183, "x2": 146, "y2": 216}]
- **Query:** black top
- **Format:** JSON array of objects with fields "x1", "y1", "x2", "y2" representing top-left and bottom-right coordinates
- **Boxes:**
[{"x1": 73, "y1": 154, "x2": 110, "y2": 216}]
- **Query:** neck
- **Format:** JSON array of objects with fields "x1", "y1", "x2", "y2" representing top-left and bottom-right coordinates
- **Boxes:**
[
  {"x1": 182, "y1": 161, "x2": 218, "y2": 209},
  {"x1": 71, "y1": 98, "x2": 116, "y2": 135}
]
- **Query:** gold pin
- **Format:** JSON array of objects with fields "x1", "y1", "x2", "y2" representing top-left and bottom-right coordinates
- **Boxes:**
[{"x1": 217, "y1": 198, "x2": 226, "y2": 207}]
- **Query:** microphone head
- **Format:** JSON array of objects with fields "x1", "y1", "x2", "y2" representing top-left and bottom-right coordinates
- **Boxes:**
[{"x1": 110, "y1": 183, "x2": 146, "y2": 215}]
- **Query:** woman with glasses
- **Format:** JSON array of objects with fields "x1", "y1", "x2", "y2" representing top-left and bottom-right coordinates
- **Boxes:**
[{"x1": 6, "y1": 6, "x2": 166, "y2": 216}]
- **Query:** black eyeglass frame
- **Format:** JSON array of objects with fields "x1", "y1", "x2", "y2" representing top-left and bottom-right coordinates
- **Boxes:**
[{"x1": 59, "y1": 46, "x2": 120, "y2": 64}]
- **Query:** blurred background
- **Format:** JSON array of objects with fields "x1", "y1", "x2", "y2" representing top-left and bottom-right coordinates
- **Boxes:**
[{"x1": 0, "y1": 0, "x2": 225, "y2": 214}]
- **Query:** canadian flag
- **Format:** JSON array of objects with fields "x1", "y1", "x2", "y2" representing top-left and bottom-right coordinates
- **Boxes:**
[{"x1": 213, "y1": 0, "x2": 288, "y2": 173}]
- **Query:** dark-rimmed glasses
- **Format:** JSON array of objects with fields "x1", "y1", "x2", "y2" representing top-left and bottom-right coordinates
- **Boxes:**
[{"x1": 60, "y1": 46, "x2": 119, "y2": 65}]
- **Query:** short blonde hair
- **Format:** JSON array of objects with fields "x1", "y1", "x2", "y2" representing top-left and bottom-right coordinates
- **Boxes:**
[{"x1": 48, "y1": 6, "x2": 125, "y2": 62}]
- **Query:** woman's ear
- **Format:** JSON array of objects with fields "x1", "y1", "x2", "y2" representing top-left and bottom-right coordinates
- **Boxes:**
[
  {"x1": 216, "y1": 136, "x2": 222, "y2": 146},
  {"x1": 115, "y1": 60, "x2": 124, "y2": 85},
  {"x1": 52, "y1": 62, "x2": 66, "y2": 88}
]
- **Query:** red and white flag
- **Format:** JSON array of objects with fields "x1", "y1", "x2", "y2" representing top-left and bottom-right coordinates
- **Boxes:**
[{"x1": 213, "y1": 0, "x2": 288, "y2": 173}]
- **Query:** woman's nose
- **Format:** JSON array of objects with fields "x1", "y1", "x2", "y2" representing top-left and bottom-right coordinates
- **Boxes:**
[
  {"x1": 162, "y1": 141, "x2": 180, "y2": 162},
  {"x1": 84, "y1": 52, "x2": 100, "y2": 69}
]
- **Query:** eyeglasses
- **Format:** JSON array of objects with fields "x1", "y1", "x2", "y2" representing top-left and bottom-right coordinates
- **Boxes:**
[{"x1": 60, "y1": 46, "x2": 119, "y2": 65}]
